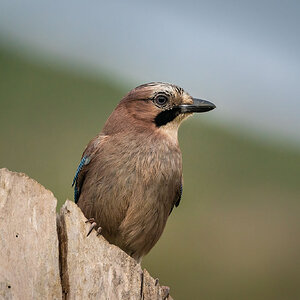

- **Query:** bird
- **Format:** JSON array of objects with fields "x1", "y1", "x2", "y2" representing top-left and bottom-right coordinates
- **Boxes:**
[{"x1": 72, "y1": 82, "x2": 215, "y2": 262}]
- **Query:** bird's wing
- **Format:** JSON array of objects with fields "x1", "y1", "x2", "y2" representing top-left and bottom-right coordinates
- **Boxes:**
[
  {"x1": 175, "y1": 181, "x2": 183, "y2": 207},
  {"x1": 72, "y1": 135, "x2": 106, "y2": 203},
  {"x1": 169, "y1": 180, "x2": 183, "y2": 215}
]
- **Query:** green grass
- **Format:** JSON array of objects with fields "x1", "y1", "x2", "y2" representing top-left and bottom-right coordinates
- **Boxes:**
[{"x1": 1, "y1": 46, "x2": 300, "y2": 299}]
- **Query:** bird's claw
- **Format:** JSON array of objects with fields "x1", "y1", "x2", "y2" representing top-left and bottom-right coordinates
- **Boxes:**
[
  {"x1": 161, "y1": 286, "x2": 170, "y2": 300},
  {"x1": 87, "y1": 222, "x2": 97, "y2": 236},
  {"x1": 85, "y1": 218, "x2": 99, "y2": 237},
  {"x1": 85, "y1": 218, "x2": 95, "y2": 224},
  {"x1": 96, "y1": 227, "x2": 102, "y2": 236}
]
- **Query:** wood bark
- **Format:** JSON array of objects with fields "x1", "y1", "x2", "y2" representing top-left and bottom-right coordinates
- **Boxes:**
[
  {"x1": 0, "y1": 168, "x2": 172, "y2": 300},
  {"x1": 0, "y1": 168, "x2": 61, "y2": 300}
]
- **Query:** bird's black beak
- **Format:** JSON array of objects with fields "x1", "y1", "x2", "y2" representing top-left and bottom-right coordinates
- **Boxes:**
[{"x1": 179, "y1": 98, "x2": 216, "y2": 113}]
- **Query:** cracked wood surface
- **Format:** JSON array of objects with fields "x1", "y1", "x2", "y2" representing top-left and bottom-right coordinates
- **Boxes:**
[
  {"x1": 0, "y1": 168, "x2": 62, "y2": 300},
  {"x1": 0, "y1": 168, "x2": 172, "y2": 300}
]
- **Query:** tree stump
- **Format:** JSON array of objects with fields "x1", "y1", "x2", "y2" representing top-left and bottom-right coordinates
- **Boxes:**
[{"x1": 0, "y1": 168, "x2": 172, "y2": 300}]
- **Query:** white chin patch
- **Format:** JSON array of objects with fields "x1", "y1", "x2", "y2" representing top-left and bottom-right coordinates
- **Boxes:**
[{"x1": 159, "y1": 114, "x2": 192, "y2": 142}]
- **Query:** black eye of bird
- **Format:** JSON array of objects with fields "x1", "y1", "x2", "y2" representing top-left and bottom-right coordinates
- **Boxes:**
[{"x1": 154, "y1": 95, "x2": 168, "y2": 107}]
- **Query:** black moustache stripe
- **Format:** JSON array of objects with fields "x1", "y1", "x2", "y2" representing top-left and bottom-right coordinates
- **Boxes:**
[{"x1": 154, "y1": 107, "x2": 181, "y2": 127}]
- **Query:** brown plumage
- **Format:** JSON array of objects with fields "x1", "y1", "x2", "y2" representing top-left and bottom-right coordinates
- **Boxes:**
[{"x1": 73, "y1": 82, "x2": 215, "y2": 262}]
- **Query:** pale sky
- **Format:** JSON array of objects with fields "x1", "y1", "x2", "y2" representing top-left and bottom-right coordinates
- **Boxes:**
[{"x1": 0, "y1": 0, "x2": 299, "y2": 144}]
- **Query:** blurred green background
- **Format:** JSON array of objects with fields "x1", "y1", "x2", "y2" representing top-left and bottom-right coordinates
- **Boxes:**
[{"x1": 1, "y1": 45, "x2": 300, "y2": 299}]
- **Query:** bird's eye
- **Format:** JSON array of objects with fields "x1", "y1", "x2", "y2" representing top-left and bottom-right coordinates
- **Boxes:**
[{"x1": 154, "y1": 95, "x2": 168, "y2": 107}]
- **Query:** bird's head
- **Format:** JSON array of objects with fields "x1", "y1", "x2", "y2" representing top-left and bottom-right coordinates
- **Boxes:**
[{"x1": 103, "y1": 82, "x2": 216, "y2": 140}]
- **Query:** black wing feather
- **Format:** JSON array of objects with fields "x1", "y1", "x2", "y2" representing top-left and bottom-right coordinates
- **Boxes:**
[{"x1": 169, "y1": 181, "x2": 183, "y2": 215}]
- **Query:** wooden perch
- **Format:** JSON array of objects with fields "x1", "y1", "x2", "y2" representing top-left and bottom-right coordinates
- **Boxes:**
[{"x1": 0, "y1": 168, "x2": 172, "y2": 300}]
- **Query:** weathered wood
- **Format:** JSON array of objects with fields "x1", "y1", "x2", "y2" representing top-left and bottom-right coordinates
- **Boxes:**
[
  {"x1": 58, "y1": 200, "x2": 171, "y2": 299},
  {"x1": 142, "y1": 269, "x2": 173, "y2": 300},
  {"x1": 0, "y1": 168, "x2": 172, "y2": 299},
  {"x1": 0, "y1": 168, "x2": 62, "y2": 299}
]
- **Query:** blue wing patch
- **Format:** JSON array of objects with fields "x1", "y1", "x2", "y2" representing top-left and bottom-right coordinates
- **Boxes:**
[{"x1": 72, "y1": 156, "x2": 90, "y2": 203}]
